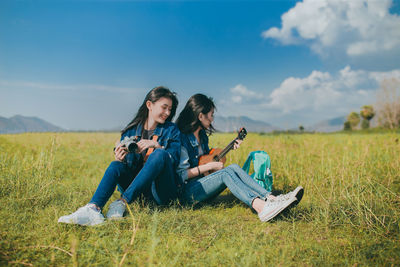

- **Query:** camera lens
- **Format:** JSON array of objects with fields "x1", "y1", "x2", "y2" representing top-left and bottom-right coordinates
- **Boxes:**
[{"x1": 127, "y1": 142, "x2": 138, "y2": 153}]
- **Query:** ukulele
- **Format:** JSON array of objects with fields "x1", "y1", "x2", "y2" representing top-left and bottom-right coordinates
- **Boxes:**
[{"x1": 198, "y1": 127, "x2": 247, "y2": 175}]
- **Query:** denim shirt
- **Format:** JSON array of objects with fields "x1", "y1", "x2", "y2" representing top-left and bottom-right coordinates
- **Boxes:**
[
  {"x1": 176, "y1": 130, "x2": 210, "y2": 183},
  {"x1": 121, "y1": 121, "x2": 181, "y2": 170}
]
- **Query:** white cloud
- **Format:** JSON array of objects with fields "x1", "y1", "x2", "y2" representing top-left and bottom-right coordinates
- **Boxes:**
[
  {"x1": 231, "y1": 84, "x2": 257, "y2": 97},
  {"x1": 228, "y1": 84, "x2": 265, "y2": 104},
  {"x1": 231, "y1": 95, "x2": 242, "y2": 104},
  {"x1": 267, "y1": 66, "x2": 400, "y2": 113},
  {"x1": 262, "y1": 0, "x2": 400, "y2": 58},
  {"x1": 368, "y1": 69, "x2": 400, "y2": 81},
  {"x1": 268, "y1": 70, "x2": 341, "y2": 113},
  {"x1": 218, "y1": 66, "x2": 400, "y2": 128}
]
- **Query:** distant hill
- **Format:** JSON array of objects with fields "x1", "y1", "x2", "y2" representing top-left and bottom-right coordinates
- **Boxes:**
[
  {"x1": 213, "y1": 116, "x2": 278, "y2": 133},
  {"x1": 0, "y1": 115, "x2": 65, "y2": 134},
  {"x1": 307, "y1": 116, "x2": 346, "y2": 132},
  {"x1": 0, "y1": 114, "x2": 359, "y2": 134}
]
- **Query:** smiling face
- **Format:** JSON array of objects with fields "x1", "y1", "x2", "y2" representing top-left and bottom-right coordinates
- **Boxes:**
[
  {"x1": 198, "y1": 108, "x2": 214, "y2": 129},
  {"x1": 147, "y1": 97, "x2": 173, "y2": 125}
]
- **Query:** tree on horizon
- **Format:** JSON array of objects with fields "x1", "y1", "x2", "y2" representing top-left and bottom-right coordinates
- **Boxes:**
[
  {"x1": 360, "y1": 105, "x2": 375, "y2": 129},
  {"x1": 347, "y1": 112, "x2": 360, "y2": 130}
]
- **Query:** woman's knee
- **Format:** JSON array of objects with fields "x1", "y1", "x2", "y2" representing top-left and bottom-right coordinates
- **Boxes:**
[
  {"x1": 107, "y1": 161, "x2": 126, "y2": 173},
  {"x1": 220, "y1": 167, "x2": 236, "y2": 180},
  {"x1": 227, "y1": 164, "x2": 241, "y2": 171},
  {"x1": 147, "y1": 149, "x2": 169, "y2": 162},
  {"x1": 223, "y1": 165, "x2": 237, "y2": 174}
]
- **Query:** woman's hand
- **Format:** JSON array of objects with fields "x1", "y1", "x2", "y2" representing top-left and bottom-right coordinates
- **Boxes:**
[
  {"x1": 136, "y1": 139, "x2": 161, "y2": 153},
  {"x1": 233, "y1": 139, "x2": 243, "y2": 150},
  {"x1": 205, "y1": 161, "x2": 224, "y2": 172},
  {"x1": 114, "y1": 142, "x2": 128, "y2": 162}
]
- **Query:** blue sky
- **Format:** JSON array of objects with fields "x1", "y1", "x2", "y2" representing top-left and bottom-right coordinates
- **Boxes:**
[{"x1": 1, "y1": 0, "x2": 400, "y2": 130}]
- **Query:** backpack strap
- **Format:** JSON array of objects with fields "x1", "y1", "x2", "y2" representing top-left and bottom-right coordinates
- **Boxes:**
[
  {"x1": 242, "y1": 151, "x2": 256, "y2": 173},
  {"x1": 144, "y1": 135, "x2": 159, "y2": 162}
]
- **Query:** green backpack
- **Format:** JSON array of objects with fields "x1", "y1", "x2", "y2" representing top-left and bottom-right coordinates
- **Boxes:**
[{"x1": 242, "y1": 150, "x2": 273, "y2": 192}]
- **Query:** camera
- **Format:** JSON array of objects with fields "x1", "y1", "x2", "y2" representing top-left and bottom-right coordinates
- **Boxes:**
[{"x1": 119, "y1": 136, "x2": 139, "y2": 153}]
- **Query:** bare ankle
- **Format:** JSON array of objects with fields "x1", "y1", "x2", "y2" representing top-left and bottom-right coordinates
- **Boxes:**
[{"x1": 252, "y1": 198, "x2": 266, "y2": 214}]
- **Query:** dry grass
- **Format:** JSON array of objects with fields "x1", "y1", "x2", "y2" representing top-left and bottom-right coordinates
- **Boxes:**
[{"x1": 0, "y1": 131, "x2": 399, "y2": 266}]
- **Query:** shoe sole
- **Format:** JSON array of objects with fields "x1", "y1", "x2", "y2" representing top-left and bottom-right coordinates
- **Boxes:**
[
  {"x1": 280, "y1": 187, "x2": 304, "y2": 214},
  {"x1": 293, "y1": 186, "x2": 304, "y2": 203},
  {"x1": 58, "y1": 218, "x2": 105, "y2": 226},
  {"x1": 107, "y1": 215, "x2": 125, "y2": 220}
]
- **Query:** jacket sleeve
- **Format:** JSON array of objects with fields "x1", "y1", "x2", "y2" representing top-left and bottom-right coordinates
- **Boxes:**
[
  {"x1": 163, "y1": 123, "x2": 181, "y2": 168},
  {"x1": 176, "y1": 146, "x2": 190, "y2": 183}
]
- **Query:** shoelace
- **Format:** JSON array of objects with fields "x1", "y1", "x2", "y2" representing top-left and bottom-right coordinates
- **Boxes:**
[
  {"x1": 275, "y1": 193, "x2": 293, "y2": 201},
  {"x1": 266, "y1": 198, "x2": 289, "y2": 207}
]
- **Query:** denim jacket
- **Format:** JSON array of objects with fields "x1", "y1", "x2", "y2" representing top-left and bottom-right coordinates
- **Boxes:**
[
  {"x1": 121, "y1": 121, "x2": 181, "y2": 170},
  {"x1": 176, "y1": 129, "x2": 210, "y2": 183}
]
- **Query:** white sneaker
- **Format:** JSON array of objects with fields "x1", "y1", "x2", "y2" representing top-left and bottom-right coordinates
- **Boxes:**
[
  {"x1": 58, "y1": 204, "x2": 105, "y2": 226},
  {"x1": 258, "y1": 197, "x2": 296, "y2": 222},
  {"x1": 275, "y1": 186, "x2": 304, "y2": 203},
  {"x1": 106, "y1": 200, "x2": 126, "y2": 219}
]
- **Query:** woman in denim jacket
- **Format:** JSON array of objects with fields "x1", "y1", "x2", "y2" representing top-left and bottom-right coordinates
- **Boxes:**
[
  {"x1": 176, "y1": 94, "x2": 303, "y2": 222},
  {"x1": 58, "y1": 86, "x2": 181, "y2": 226}
]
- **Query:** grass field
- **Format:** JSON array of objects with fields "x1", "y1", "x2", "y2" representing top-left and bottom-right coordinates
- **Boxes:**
[{"x1": 0, "y1": 132, "x2": 399, "y2": 266}]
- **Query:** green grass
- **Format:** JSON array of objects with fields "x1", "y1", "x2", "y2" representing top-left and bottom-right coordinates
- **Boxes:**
[{"x1": 0, "y1": 132, "x2": 399, "y2": 266}]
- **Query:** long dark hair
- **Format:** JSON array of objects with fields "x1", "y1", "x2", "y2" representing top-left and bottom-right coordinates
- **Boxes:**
[
  {"x1": 176, "y1": 94, "x2": 216, "y2": 134},
  {"x1": 121, "y1": 86, "x2": 178, "y2": 135}
]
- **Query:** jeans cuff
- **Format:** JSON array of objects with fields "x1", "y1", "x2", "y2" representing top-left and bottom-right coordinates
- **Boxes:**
[
  {"x1": 151, "y1": 182, "x2": 162, "y2": 205},
  {"x1": 263, "y1": 191, "x2": 272, "y2": 201},
  {"x1": 88, "y1": 201, "x2": 102, "y2": 210}
]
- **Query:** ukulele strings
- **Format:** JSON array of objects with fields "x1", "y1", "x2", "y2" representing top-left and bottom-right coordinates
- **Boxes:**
[{"x1": 215, "y1": 139, "x2": 236, "y2": 161}]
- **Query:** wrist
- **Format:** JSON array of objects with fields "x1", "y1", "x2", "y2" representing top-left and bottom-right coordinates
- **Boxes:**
[
  {"x1": 153, "y1": 141, "x2": 160, "y2": 148},
  {"x1": 206, "y1": 164, "x2": 212, "y2": 172},
  {"x1": 197, "y1": 166, "x2": 201, "y2": 176}
]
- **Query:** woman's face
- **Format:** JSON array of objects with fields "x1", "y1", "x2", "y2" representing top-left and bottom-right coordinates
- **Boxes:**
[
  {"x1": 147, "y1": 97, "x2": 173, "y2": 125},
  {"x1": 199, "y1": 108, "x2": 214, "y2": 129}
]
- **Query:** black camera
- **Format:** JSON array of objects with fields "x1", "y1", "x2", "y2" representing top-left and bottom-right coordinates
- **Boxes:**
[{"x1": 119, "y1": 136, "x2": 139, "y2": 153}]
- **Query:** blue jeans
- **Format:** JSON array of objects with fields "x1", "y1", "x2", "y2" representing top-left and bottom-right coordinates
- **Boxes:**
[
  {"x1": 180, "y1": 164, "x2": 271, "y2": 207},
  {"x1": 90, "y1": 149, "x2": 178, "y2": 208}
]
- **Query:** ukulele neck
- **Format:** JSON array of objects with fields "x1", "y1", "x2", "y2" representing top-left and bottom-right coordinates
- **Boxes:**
[{"x1": 214, "y1": 139, "x2": 236, "y2": 161}]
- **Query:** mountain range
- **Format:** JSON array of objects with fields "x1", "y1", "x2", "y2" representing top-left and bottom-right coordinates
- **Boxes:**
[
  {"x1": 306, "y1": 116, "x2": 346, "y2": 133},
  {"x1": 0, "y1": 115, "x2": 64, "y2": 134},
  {"x1": 0, "y1": 114, "x2": 348, "y2": 134},
  {"x1": 213, "y1": 116, "x2": 279, "y2": 133}
]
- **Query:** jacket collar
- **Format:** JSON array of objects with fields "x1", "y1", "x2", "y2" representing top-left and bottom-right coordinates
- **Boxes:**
[
  {"x1": 153, "y1": 123, "x2": 164, "y2": 136},
  {"x1": 187, "y1": 133, "x2": 199, "y2": 147},
  {"x1": 187, "y1": 128, "x2": 208, "y2": 147},
  {"x1": 135, "y1": 122, "x2": 164, "y2": 137}
]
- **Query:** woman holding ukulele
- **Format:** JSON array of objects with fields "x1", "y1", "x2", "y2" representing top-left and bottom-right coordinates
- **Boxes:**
[
  {"x1": 58, "y1": 86, "x2": 181, "y2": 226},
  {"x1": 176, "y1": 94, "x2": 303, "y2": 222}
]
